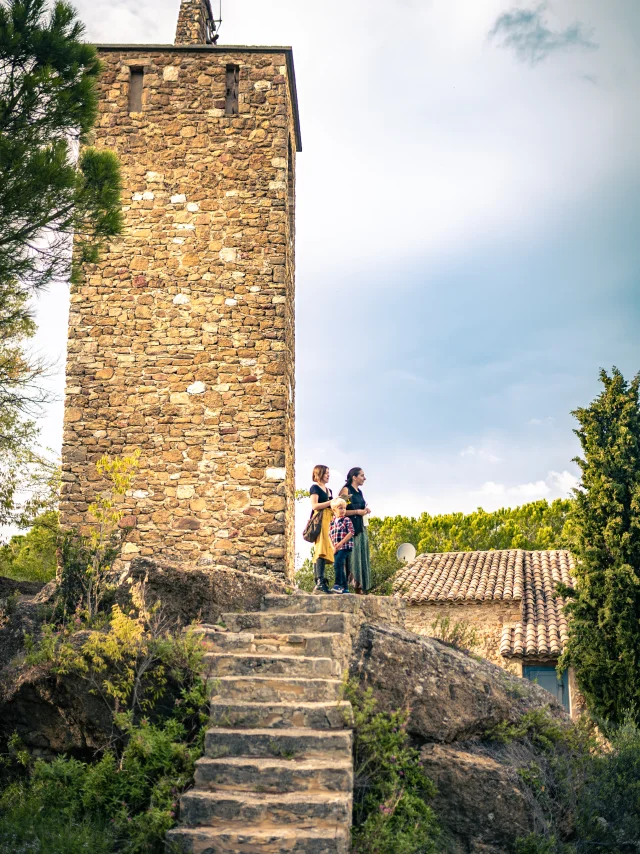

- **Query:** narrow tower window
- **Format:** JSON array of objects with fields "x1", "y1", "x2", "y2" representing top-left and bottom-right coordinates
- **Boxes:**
[
  {"x1": 225, "y1": 64, "x2": 239, "y2": 116},
  {"x1": 128, "y1": 67, "x2": 144, "y2": 112}
]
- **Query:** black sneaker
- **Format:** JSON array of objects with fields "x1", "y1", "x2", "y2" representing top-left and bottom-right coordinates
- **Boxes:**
[{"x1": 313, "y1": 580, "x2": 333, "y2": 594}]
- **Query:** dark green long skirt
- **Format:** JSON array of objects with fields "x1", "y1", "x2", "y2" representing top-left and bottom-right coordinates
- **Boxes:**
[{"x1": 349, "y1": 530, "x2": 371, "y2": 593}]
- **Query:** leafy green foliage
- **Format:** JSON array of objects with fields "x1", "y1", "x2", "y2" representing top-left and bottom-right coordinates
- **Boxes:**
[
  {"x1": 0, "y1": 0, "x2": 121, "y2": 527},
  {"x1": 484, "y1": 708, "x2": 571, "y2": 749},
  {"x1": 0, "y1": 713, "x2": 206, "y2": 853},
  {"x1": 0, "y1": 783, "x2": 115, "y2": 854},
  {"x1": 370, "y1": 498, "x2": 572, "y2": 572},
  {"x1": 516, "y1": 835, "x2": 566, "y2": 854},
  {"x1": 429, "y1": 615, "x2": 479, "y2": 652},
  {"x1": 1, "y1": 583, "x2": 209, "y2": 853},
  {"x1": 560, "y1": 368, "x2": 640, "y2": 727},
  {"x1": 345, "y1": 681, "x2": 440, "y2": 854},
  {"x1": 0, "y1": 510, "x2": 58, "y2": 581},
  {"x1": 26, "y1": 578, "x2": 207, "y2": 724},
  {"x1": 512, "y1": 716, "x2": 640, "y2": 853},
  {"x1": 0, "y1": 281, "x2": 59, "y2": 528},
  {"x1": 0, "y1": 0, "x2": 123, "y2": 292},
  {"x1": 369, "y1": 498, "x2": 572, "y2": 595},
  {"x1": 56, "y1": 451, "x2": 140, "y2": 620},
  {"x1": 574, "y1": 718, "x2": 640, "y2": 850}
]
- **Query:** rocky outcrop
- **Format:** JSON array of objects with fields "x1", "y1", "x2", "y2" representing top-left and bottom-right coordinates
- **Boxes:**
[
  {"x1": 0, "y1": 562, "x2": 287, "y2": 758},
  {"x1": 350, "y1": 623, "x2": 565, "y2": 743},
  {"x1": 350, "y1": 623, "x2": 569, "y2": 853},
  {"x1": 0, "y1": 577, "x2": 46, "y2": 599},
  {"x1": 420, "y1": 744, "x2": 537, "y2": 853},
  {"x1": 0, "y1": 580, "x2": 56, "y2": 672},
  {"x1": 0, "y1": 666, "x2": 114, "y2": 760},
  {"x1": 116, "y1": 558, "x2": 289, "y2": 626}
]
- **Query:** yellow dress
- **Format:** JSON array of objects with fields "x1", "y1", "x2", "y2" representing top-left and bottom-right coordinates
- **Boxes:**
[{"x1": 313, "y1": 507, "x2": 334, "y2": 563}]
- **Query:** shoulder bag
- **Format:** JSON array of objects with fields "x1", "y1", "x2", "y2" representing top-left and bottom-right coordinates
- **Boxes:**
[{"x1": 302, "y1": 510, "x2": 323, "y2": 543}]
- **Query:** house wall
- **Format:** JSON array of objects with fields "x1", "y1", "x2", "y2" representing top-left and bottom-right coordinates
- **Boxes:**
[
  {"x1": 60, "y1": 41, "x2": 298, "y2": 579},
  {"x1": 404, "y1": 602, "x2": 523, "y2": 677}
]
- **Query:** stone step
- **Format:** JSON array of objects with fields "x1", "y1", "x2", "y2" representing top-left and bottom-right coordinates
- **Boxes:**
[
  {"x1": 261, "y1": 594, "x2": 362, "y2": 614},
  {"x1": 210, "y1": 676, "x2": 343, "y2": 704},
  {"x1": 194, "y1": 755, "x2": 353, "y2": 794},
  {"x1": 261, "y1": 594, "x2": 405, "y2": 626},
  {"x1": 198, "y1": 631, "x2": 256, "y2": 652},
  {"x1": 204, "y1": 653, "x2": 338, "y2": 678},
  {"x1": 166, "y1": 824, "x2": 350, "y2": 854},
  {"x1": 222, "y1": 611, "x2": 355, "y2": 635},
  {"x1": 209, "y1": 700, "x2": 353, "y2": 730},
  {"x1": 201, "y1": 630, "x2": 348, "y2": 660},
  {"x1": 204, "y1": 727, "x2": 352, "y2": 760},
  {"x1": 179, "y1": 789, "x2": 352, "y2": 828}
]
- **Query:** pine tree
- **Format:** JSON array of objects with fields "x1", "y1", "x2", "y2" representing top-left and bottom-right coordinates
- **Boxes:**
[
  {"x1": 561, "y1": 368, "x2": 640, "y2": 726},
  {"x1": 0, "y1": 0, "x2": 123, "y2": 293},
  {"x1": 0, "y1": 0, "x2": 122, "y2": 523}
]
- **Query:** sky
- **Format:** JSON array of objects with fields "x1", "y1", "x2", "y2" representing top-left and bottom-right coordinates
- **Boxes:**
[{"x1": 29, "y1": 0, "x2": 640, "y2": 548}]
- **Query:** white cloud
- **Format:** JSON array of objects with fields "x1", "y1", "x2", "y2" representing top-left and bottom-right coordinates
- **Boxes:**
[
  {"x1": 548, "y1": 469, "x2": 580, "y2": 494},
  {"x1": 474, "y1": 468, "x2": 579, "y2": 505},
  {"x1": 476, "y1": 479, "x2": 550, "y2": 498},
  {"x1": 529, "y1": 417, "x2": 556, "y2": 426},
  {"x1": 460, "y1": 445, "x2": 501, "y2": 463}
]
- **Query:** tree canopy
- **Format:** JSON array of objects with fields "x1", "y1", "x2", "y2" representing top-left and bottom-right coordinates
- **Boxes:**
[
  {"x1": 0, "y1": 0, "x2": 122, "y2": 292},
  {"x1": 0, "y1": 0, "x2": 122, "y2": 528},
  {"x1": 560, "y1": 368, "x2": 640, "y2": 727},
  {"x1": 366, "y1": 498, "x2": 573, "y2": 592}
]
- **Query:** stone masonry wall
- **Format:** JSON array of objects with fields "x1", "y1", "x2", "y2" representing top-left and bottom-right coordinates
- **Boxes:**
[
  {"x1": 175, "y1": 0, "x2": 212, "y2": 45},
  {"x1": 405, "y1": 602, "x2": 523, "y2": 677},
  {"x1": 60, "y1": 43, "x2": 298, "y2": 579}
]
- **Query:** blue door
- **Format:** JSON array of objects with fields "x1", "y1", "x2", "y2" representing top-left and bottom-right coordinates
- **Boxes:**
[{"x1": 523, "y1": 665, "x2": 570, "y2": 711}]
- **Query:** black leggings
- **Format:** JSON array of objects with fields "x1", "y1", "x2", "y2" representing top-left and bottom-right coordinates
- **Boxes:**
[{"x1": 314, "y1": 557, "x2": 327, "y2": 577}]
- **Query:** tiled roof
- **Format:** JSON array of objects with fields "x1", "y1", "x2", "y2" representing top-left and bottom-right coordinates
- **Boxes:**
[{"x1": 393, "y1": 549, "x2": 576, "y2": 659}]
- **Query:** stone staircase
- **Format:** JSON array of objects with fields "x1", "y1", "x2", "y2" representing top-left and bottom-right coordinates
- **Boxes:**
[{"x1": 166, "y1": 592, "x2": 403, "y2": 854}]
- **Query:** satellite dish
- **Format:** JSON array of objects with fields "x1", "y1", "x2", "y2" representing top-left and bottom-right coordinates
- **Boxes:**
[{"x1": 396, "y1": 543, "x2": 417, "y2": 563}]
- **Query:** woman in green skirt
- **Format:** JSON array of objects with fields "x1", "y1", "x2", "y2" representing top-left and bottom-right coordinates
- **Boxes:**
[{"x1": 340, "y1": 468, "x2": 371, "y2": 593}]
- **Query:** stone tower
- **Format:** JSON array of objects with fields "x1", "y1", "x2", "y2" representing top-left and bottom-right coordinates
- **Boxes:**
[{"x1": 60, "y1": 0, "x2": 301, "y2": 580}]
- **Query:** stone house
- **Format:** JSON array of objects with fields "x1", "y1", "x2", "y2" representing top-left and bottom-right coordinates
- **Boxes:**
[{"x1": 394, "y1": 549, "x2": 582, "y2": 717}]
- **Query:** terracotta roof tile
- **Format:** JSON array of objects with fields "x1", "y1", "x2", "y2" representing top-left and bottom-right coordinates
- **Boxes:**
[{"x1": 394, "y1": 549, "x2": 575, "y2": 659}]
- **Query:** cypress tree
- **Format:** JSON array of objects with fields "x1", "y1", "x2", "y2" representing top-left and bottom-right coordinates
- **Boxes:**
[{"x1": 561, "y1": 368, "x2": 640, "y2": 726}]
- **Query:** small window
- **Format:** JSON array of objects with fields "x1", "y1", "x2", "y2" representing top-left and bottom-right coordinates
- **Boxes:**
[
  {"x1": 225, "y1": 64, "x2": 239, "y2": 116},
  {"x1": 523, "y1": 665, "x2": 570, "y2": 711},
  {"x1": 129, "y1": 67, "x2": 144, "y2": 112}
]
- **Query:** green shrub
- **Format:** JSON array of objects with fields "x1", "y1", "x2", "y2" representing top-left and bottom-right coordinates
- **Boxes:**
[
  {"x1": 0, "y1": 510, "x2": 58, "y2": 582},
  {"x1": 0, "y1": 781, "x2": 115, "y2": 854},
  {"x1": 1, "y1": 581, "x2": 209, "y2": 852},
  {"x1": 0, "y1": 709, "x2": 205, "y2": 854},
  {"x1": 500, "y1": 710, "x2": 640, "y2": 853},
  {"x1": 516, "y1": 834, "x2": 565, "y2": 854},
  {"x1": 484, "y1": 708, "x2": 571, "y2": 749},
  {"x1": 345, "y1": 681, "x2": 440, "y2": 854},
  {"x1": 429, "y1": 615, "x2": 479, "y2": 652},
  {"x1": 574, "y1": 717, "x2": 640, "y2": 850}
]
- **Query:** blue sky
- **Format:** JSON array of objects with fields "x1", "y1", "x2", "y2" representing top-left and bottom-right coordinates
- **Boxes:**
[{"x1": 29, "y1": 0, "x2": 640, "y2": 536}]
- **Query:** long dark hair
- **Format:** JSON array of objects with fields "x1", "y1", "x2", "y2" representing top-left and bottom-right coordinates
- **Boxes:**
[{"x1": 343, "y1": 467, "x2": 363, "y2": 491}]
